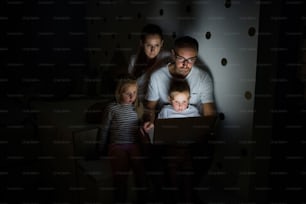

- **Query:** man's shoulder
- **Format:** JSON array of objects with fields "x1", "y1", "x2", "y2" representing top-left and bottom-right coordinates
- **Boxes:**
[
  {"x1": 190, "y1": 66, "x2": 210, "y2": 79},
  {"x1": 192, "y1": 65, "x2": 208, "y2": 74},
  {"x1": 150, "y1": 65, "x2": 168, "y2": 77}
]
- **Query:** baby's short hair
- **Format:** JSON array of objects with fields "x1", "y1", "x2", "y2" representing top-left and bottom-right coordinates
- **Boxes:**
[{"x1": 169, "y1": 78, "x2": 190, "y2": 95}]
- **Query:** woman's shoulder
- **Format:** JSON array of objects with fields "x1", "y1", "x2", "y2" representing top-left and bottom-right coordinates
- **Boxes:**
[
  {"x1": 129, "y1": 54, "x2": 137, "y2": 62},
  {"x1": 128, "y1": 54, "x2": 137, "y2": 74},
  {"x1": 158, "y1": 50, "x2": 171, "y2": 58},
  {"x1": 157, "y1": 50, "x2": 172, "y2": 64}
]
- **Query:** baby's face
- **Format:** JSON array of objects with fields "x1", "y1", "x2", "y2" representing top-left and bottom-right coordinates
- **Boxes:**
[{"x1": 169, "y1": 91, "x2": 190, "y2": 112}]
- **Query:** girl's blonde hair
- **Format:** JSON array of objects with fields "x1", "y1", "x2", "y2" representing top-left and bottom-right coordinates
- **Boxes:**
[{"x1": 114, "y1": 74, "x2": 144, "y2": 119}]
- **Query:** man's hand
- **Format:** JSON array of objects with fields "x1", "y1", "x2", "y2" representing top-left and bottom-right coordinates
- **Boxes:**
[
  {"x1": 142, "y1": 121, "x2": 154, "y2": 134},
  {"x1": 144, "y1": 100, "x2": 158, "y2": 122}
]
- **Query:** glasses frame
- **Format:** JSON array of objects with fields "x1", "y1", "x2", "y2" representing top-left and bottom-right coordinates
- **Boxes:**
[{"x1": 174, "y1": 52, "x2": 197, "y2": 64}]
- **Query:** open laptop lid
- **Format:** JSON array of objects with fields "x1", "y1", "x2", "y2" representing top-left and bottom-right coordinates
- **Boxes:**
[{"x1": 153, "y1": 116, "x2": 217, "y2": 145}]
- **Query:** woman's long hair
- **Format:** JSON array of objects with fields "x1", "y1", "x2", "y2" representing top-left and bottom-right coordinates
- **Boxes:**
[{"x1": 131, "y1": 24, "x2": 164, "y2": 78}]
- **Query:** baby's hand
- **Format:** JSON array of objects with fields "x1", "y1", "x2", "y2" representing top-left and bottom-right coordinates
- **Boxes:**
[{"x1": 142, "y1": 121, "x2": 154, "y2": 133}]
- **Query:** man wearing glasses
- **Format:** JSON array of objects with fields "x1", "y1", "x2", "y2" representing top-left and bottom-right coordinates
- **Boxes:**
[
  {"x1": 145, "y1": 35, "x2": 216, "y2": 119},
  {"x1": 143, "y1": 36, "x2": 217, "y2": 203}
]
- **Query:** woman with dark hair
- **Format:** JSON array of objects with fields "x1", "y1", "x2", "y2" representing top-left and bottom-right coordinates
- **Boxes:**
[{"x1": 128, "y1": 23, "x2": 171, "y2": 102}]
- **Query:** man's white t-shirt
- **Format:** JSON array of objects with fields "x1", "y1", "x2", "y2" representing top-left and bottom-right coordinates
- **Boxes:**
[{"x1": 146, "y1": 64, "x2": 214, "y2": 113}]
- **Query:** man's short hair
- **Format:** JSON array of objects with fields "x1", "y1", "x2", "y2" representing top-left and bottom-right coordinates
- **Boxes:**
[{"x1": 174, "y1": 36, "x2": 199, "y2": 52}]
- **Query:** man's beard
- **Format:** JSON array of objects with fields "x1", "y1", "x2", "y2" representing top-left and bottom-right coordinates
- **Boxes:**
[{"x1": 171, "y1": 68, "x2": 189, "y2": 79}]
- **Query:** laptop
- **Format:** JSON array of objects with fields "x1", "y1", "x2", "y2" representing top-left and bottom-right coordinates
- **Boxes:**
[{"x1": 153, "y1": 116, "x2": 217, "y2": 145}]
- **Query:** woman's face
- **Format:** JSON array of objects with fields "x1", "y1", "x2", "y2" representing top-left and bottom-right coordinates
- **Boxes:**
[{"x1": 142, "y1": 34, "x2": 163, "y2": 59}]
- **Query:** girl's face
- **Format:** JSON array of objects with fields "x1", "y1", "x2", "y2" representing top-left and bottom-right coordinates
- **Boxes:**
[
  {"x1": 169, "y1": 91, "x2": 190, "y2": 112},
  {"x1": 142, "y1": 34, "x2": 163, "y2": 59},
  {"x1": 119, "y1": 83, "x2": 138, "y2": 104}
]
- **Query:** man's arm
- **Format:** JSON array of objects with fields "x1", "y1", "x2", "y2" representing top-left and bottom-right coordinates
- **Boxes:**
[
  {"x1": 144, "y1": 100, "x2": 158, "y2": 122},
  {"x1": 202, "y1": 102, "x2": 217, "y2": 116}
]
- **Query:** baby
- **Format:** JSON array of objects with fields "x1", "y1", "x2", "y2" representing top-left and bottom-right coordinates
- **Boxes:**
[{"x1": 158, "y1": 78, "x2": 200, "y2": 118}]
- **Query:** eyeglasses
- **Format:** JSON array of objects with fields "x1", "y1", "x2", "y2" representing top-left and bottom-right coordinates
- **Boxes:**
[{"x1": 175, "y1": 52, "x2": 197, "y2": 64}]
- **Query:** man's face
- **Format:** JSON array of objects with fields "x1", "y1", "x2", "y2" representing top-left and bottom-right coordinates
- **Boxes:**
[{"x1": 172, "y1": 47, "x2": 197, "y2": 77}]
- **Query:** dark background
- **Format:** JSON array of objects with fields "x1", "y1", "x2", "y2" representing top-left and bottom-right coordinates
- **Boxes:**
[
  {"x1": 1, "y1": 0, "x2": 305, "y2": 203},
  {"x1": 252, "y1": 1, "x2": 306, "y2": 203}
]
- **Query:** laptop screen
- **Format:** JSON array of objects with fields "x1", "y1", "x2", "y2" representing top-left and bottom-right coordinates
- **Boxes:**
[{"x1": 153, "y1": 116, "x2": 217, "y2": 145}]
